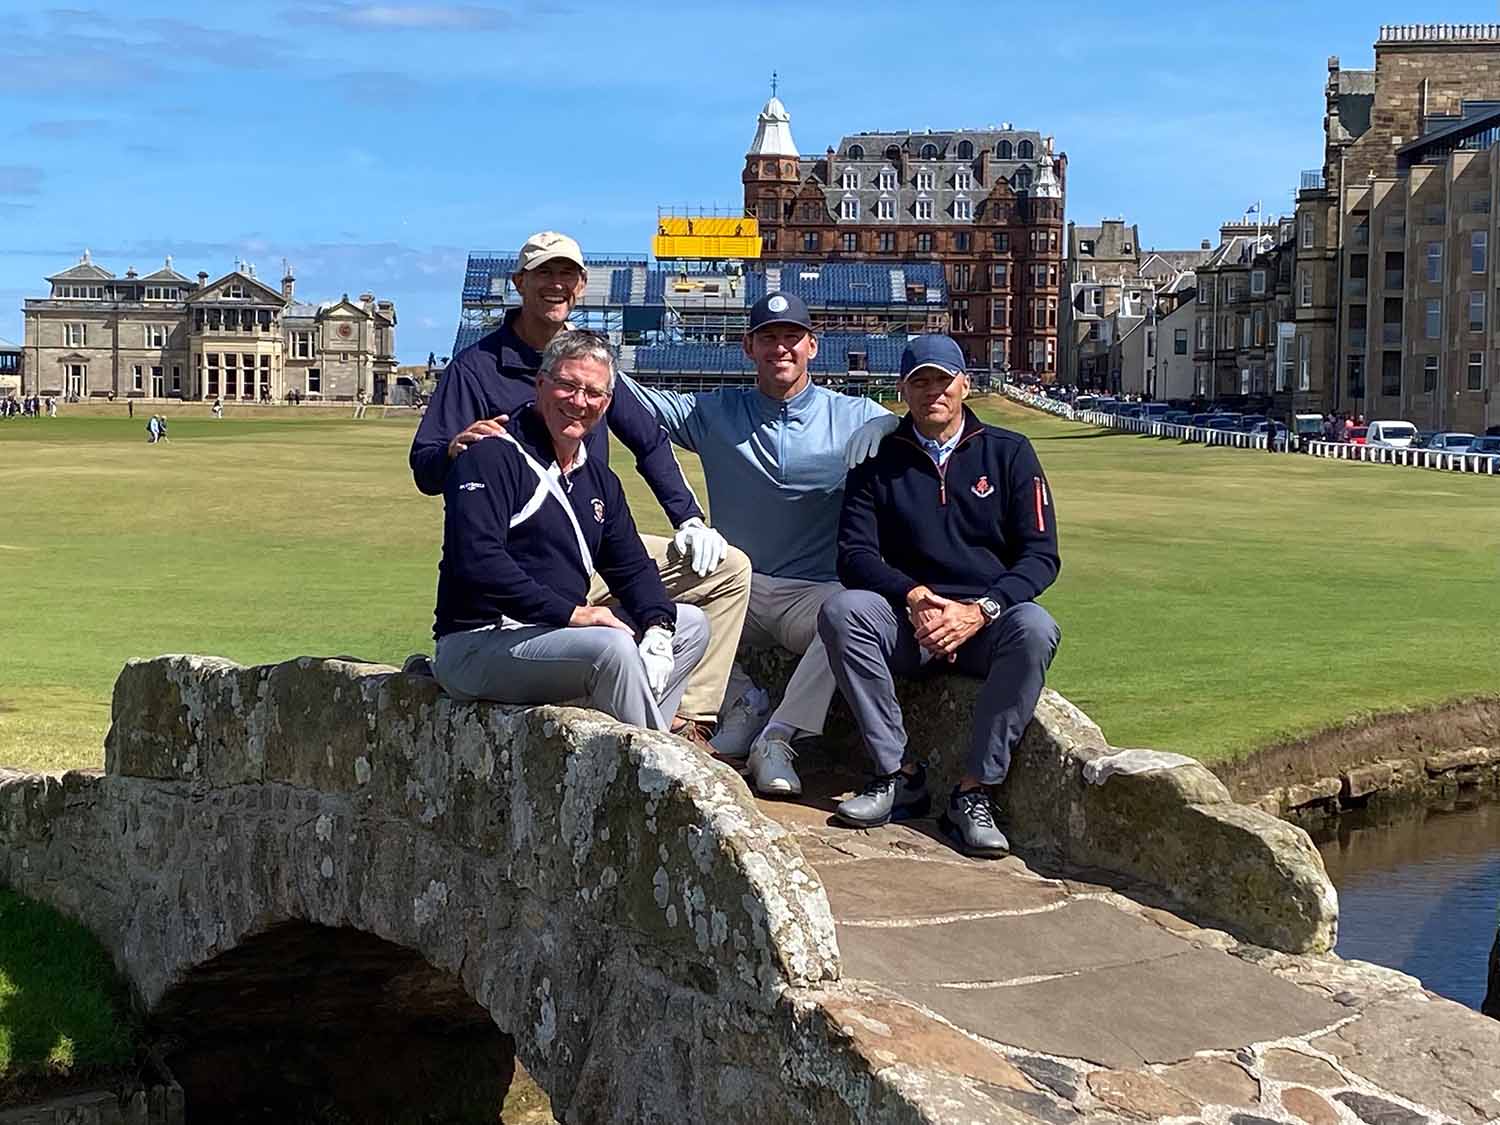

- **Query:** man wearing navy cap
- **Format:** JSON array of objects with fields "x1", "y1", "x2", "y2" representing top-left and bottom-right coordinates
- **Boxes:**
[
  {"x1": 622, "y1": 291, "x2": 900, "y2": 798},
  {"x1": 817, "y1": 334, "x2": 1061, "y2": 856}
]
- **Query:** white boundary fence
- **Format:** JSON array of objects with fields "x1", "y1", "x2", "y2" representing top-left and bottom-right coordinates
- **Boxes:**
[{"x1": 1001, "y1": 385, "x2": 1498, "y2": 477}]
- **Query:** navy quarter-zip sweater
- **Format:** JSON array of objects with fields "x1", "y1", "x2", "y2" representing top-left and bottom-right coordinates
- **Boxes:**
[
  {"x1": 837, "y1": 408, "x2": 1060, "y2": 609},
  {"x1": 410, "y1": 309, "x2": 702, "y2": 527},
  {"x1": 433, "y1": 405, "x2": 675, "y2": 640}
]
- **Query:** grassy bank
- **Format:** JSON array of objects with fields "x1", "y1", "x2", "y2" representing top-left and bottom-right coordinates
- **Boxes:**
[
  {"x1": 1, "y1": 400, "x2": 1496, "y2": 770},
  {"x1": 0, "y1": 890, "x2": 137, "y2": 1102}
]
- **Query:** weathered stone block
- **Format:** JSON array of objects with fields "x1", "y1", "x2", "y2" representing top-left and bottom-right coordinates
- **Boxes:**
[
  {"x1": 1284, "y1": 776, "x2": 1342, "y2": 809},
  {"x1": 1341, "y1": 762, "x2": 1394, "y2": 799},
  {"x1": 1424, "y1": 745, "x2": 1495, "y2": 774}
]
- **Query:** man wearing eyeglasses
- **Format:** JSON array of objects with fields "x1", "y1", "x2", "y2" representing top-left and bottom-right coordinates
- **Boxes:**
[
  {"x1": 431, "y1": 332, "x2": 709, "y2": 729},
  {"x1": 410, "y1": 232, "x2": 750, "y2": 742}
]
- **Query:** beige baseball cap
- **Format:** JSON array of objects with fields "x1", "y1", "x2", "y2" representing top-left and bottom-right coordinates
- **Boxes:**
[{"x1": 518, "y1": 231, "x2": 585, "y2": 272}]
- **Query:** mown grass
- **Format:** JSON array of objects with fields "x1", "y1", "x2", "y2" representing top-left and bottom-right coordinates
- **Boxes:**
[
  {"x1": 0, "y1": 890, "x2": 137, "y2": 1096},
  {"x1": 0, "y1": 399, "x2": 1496, "y2": 770}
]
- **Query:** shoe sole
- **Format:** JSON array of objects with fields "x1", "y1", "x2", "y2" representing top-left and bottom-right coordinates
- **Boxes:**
[
  {"x1": 755, "y1": 784, "x2": 803, "y2": 800},
  {"x1": 833, "y1": 793, "x2": 931, "y2": 830},
  {"x1": 938, "y1": 813, "x2": 1010, "y2": 857}
]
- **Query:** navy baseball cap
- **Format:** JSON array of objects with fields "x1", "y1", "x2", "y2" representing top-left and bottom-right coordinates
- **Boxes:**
[
  {"x1": 900, "y1": 334, "x2": 967, "y2": 380},
  {"x1": 747, "y1": 292, "x2": 813, "y2": 332}
]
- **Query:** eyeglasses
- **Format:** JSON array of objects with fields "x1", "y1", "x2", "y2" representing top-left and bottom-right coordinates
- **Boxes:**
[{"x1": 544, "y1": 373, "x2": 612, "y2": 407}]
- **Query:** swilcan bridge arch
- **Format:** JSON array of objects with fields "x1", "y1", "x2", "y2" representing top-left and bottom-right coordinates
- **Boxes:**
[{"x1": 5, "y1": 655, "x2": 1496, "y2": 1123}]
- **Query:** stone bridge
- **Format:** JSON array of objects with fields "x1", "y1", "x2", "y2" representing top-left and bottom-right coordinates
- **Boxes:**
[{"x1": 2, "y1": 656, "x2": 1497, "y2": 1124}]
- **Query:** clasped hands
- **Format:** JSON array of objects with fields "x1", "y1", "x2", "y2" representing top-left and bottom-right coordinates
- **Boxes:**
[{"x1": 905, "y1": 586, "x2": 986, "y2": 662}]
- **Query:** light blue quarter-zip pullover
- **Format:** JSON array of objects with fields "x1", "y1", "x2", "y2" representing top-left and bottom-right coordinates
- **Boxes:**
[{"x1": 622, "y1": 376, "x2": 888, "y2": 582}]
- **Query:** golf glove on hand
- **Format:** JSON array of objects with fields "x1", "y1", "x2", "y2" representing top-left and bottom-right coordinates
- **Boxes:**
[
  {"x1": 638, "y1": 625, "x2": 675, "y2": 702},
  {"x1": 672, "y1": 518, "x2": 728, "y2": 577},
  {"x1": 844, "y1": 413, "x2": 901, "y2": 467}
]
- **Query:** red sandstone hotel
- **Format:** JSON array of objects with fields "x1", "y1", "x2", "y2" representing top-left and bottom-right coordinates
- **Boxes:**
[{"x1": 741, "y1": 92, "x2": 1066, "y2": 378}]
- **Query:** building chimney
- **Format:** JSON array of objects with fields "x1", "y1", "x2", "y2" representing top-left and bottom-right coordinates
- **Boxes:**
[
  {"x1": 197, "y1": 271, "x2": 209, "y2": 289},
  {"x1": 281, "y1": 261, "x2": 295, "y2": 302},
  {"x1": 358, "y1": 292, "x2": 374, "y2": 310}
]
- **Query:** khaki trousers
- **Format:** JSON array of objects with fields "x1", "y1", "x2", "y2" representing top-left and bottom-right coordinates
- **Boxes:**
[
  {"x1": 588, "y1": 535, "x2": 751, "y2": 723},
  {"x1": 728, "y1": 573, "x2": 843, "y2": 736}
]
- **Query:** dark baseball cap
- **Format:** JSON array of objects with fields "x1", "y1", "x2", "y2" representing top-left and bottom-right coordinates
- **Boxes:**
[
  {"x1": 900, "y1": 334, "x2": 967, "y2": 380},
  {"x1": 747, "y1": 292, "x2": 813, "y2": 332}
]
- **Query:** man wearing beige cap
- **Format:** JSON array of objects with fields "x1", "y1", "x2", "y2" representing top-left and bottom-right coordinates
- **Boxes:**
[{"x1": 410, "y1": 232, "x2": 751, "y2": 740}]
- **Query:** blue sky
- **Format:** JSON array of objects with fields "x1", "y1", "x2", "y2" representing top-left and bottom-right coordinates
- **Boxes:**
[{"x1": 2, "y1": 0, "x2": 1497, "y2": 363}]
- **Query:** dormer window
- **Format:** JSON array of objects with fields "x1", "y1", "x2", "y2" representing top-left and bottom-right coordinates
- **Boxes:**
[
  {"x1": 920, "y1": 142, "x2": 938, "y2": 159},
  {"x1": 955, "y1": 169, "x2": 973, "y2": 190},
  {"x1": 846, "y1": 143, "x2": 864, "y2": 159},
  {"x1": 223, "y1": 283, "x2": 247, "y2": 299},
  {"x1": 840, "y1": 170, "x2": 858, "y2": 190},
  {"x1": 144, "y1": 285, "x2": 179, "y2": 301},
  {"x1": 1080, "y1": 239, "x2": 1095, "y2": 255},
  {"x1": 878, "y1": 169, "x2": 896, "y2": 191},
  {"x1": 996, "y1": 139, "x2": 1013, "y2": 159},
  {"x1": 55, "y1": 284, "x2": 104, "y2": 300},
  {"x1": 840, "y1": 198, "x2": 860, "y2": 220},
  {"x1": 1017, "y1": 139, "x2": 1034, "y2": 159},
  {"x1": 915, "y1": 169, "x2": 935, "y2": 191},
  {"x1": 957, "y1": 139, "x2": 974, "y2": 159},
  {"x1": 954, "y1": 198, "x2": 973, "y2": 220}
]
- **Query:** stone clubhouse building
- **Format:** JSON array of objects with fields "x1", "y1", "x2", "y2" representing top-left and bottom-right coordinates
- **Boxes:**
[{"x1": 20, "y1": 252, "x2": 397, "y2": 402}]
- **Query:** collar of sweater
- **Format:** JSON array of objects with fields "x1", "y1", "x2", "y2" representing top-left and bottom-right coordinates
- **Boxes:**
[{"x1": 751, "y1": 378, "x2": 824, "y2": 418}]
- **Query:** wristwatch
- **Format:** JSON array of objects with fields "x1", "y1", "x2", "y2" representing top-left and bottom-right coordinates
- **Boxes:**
[
  {"x1": 644, "y1": 616, "x2": 676, "y2": 635},
  {"x1": 976, "y1": 597, "x2": 1003, "y2": 623}
]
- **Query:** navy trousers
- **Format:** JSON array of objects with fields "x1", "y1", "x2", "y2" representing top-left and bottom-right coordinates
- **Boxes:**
[{"x1": 818, "y1": 589, "x2": 1060, "y2": 785}]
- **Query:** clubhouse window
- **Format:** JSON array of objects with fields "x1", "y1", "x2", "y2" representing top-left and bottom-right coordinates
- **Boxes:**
[
  {"x1": 308, "y1": 368, "x2": 321, "y2": 395},
  {"x1": 224, "y1": 352, "x2": 237, "y2": 397},
  {"x1": 1468, "y1": 351, "x2": 1485, "y2": 391},
  {"x1": 132, "y1": 364, "x2": 144, "y2": 391},
  {"x1": 259, "y1": 355, "x2": 271, "y2": 397},
  {"x1": 65, "y1": 322, "x2": 87, "y2": 347},
  {"x1": 205, "y1": 353, "x2": 220, "y2": 396},
  {"x1": 171, "y1": 364, "x2": 182, "y2": 393},
  {"x1": 1423, "y1": 354, "x2": 1438, "y2": 392},
  {"x1": 241, "y1": 354, "x2": 256, "y2": 397},
  {"x1": 292, "y1": 331, "x2": 314, "y2": 359}
]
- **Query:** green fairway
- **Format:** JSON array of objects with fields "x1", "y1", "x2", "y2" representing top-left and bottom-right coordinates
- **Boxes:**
[{"x1": 1, "y1": 401, "x2": 1496, "y2": 771}]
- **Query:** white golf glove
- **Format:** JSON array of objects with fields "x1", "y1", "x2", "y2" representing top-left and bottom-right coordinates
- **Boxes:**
[
  {"x1": 671, "y1": 518, "x2": 728, "y2": 577},
  {"x1": 844, "y1": 413, "x2": 901, "y2": 467},
  {"x1": 638, "y1": 624, "x2": 675, "y2": 702}
]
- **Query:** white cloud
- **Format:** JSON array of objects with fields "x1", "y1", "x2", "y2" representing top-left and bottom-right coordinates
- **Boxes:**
[{"x1": 293, "y1": 3, "x2": 512, "y2": 30}]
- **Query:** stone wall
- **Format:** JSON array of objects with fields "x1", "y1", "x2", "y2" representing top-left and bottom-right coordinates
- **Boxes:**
[
  {"x1": 746, "y1": 650, "x2": 1338, "y2": 954},
  {"x1": 0, "y1": 1085, "x2": 183, "y2": 1125},
  {"x1": 0, "y1": 655, "x2": 1041, "y2": 1124}
]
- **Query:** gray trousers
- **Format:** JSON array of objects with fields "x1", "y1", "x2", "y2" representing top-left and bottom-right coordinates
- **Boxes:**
[
  {"x1": 817, "y1": 590, "x2": 1060, "y2": 785},
  {"x1": 726, "y1": 574, "x2": 843, "y2": 735},
  {"x1": 432, "y1": 604, "x2": 709, "y2": 732}
]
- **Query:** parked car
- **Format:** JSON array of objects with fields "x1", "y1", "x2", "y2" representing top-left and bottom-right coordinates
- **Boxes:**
[
  {"x1": 1118, "y1": 404, "x2": 1144, "y2": 419},
  {"x1": 1292, "y1": 414, "x2": 1324, "y2": 450},
  {"x1": 1163, "y1": 411, "x2": 1193, "y2": 425},
  {"x1": 1485, "y1": 425, "x2": 1500, "y2": 437},
  {"x1": 1205, "y1": 416, "x2": 1241, "y2": 431},
  {"x1": 1365, "y1": 420, "x2": 1419, "y2": 447},
  {"x1": 1425, "y1": 432, "x2": 1475, "y2": 452},
  {"x1": 1467, "y1": 435, "x2": 1500, "y2": 464},
  {"x1": 1139, "y1": 403, "x2": 1171, "y2": 420},
  {"x1": 1189, "y1": 412, "x2": 1216, "y2": 427},
  {"x1": 1349, "y1": 426, "x2": 1369, "y2": 445},
  {"x1": 1238, "y1": 414, "x2": 1267, "y2": 433}
]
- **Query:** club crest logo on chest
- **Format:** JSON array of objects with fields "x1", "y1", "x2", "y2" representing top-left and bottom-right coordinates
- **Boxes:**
[
  {"x1": 591, "y1": 498, "x2": 605, "y2": 523},
  {"x1": 971, "y1": 475, "x2": 994, "y2": 498}
]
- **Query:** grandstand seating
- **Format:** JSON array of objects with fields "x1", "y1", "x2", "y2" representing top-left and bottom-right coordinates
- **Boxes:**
[
  {"x1": 632, "y1": 333, "x2": 905, "y2": 376},
  {"x1": 452, "y1": 322, "x2": 492, "y2": 355},
  {"x1": 608, "y1": 269, "x2": 633, "y2": 304}
]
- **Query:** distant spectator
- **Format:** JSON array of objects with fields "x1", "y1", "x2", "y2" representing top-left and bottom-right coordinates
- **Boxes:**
[
  {"x1": 211, "y1": 395, "x2": 224, "y2": 420},
  {"x1": 146, "y1": 415, "x2": 160, "y2": 443},
  {"x1": 128, "y1": 399, "x2": 134, "y2": 419}
]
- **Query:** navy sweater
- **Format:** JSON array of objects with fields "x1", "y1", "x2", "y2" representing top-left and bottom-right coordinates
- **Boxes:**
[
  {"x1": 409, "y1": 309, "x2": 702, "y2": 526},
  {"x1": 433, "y1": 406, "x2": 675, "y2": 640},
  {"x1": 838, "y1": 409, "x2": 1061, "y2": 609}
]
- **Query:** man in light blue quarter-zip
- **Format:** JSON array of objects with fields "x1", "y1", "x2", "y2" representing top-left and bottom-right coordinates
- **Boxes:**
[{"x1": 621, "y1": 292, "x2": 900, "y2": 798}]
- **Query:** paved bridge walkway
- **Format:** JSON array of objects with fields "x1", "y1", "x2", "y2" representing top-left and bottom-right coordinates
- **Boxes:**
[{"x1": 752, "y1": 759, "x2": 1500, "y2": 1125}]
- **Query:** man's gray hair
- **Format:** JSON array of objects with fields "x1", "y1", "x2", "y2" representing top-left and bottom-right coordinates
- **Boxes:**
[{"x1": 538, "y1": 331, "x2": 617, "y2": 391}]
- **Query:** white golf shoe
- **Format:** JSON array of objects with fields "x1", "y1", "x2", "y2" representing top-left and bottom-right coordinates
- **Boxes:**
[{"x1": 746, "y1": 732, "x2": 802, "y2": 798}]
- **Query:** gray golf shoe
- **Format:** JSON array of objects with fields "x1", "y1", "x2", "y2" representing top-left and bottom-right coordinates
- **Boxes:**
[
  {"x1": 940, "y1": 786, "x2": 1010, "y2": 857},
  {"x1": 834, "y1": 762, "x2": 931, "y2": 828}
]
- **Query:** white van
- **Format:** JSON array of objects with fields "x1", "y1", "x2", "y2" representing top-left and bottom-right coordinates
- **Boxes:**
[{"x1": 1365, "y1": 420, "x2": 1419, "y2": 448}]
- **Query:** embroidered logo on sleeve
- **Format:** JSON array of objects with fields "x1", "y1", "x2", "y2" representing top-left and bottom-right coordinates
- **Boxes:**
[
  {"x1": 971, "y1": 475, "x2": 994, "y2": 498},
  {"x1": 458, "y1": 481, "x2": 485, "y2": 492},
  {"x1": 591, "y1": 498, "x2": 605, "y2": 523}
]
